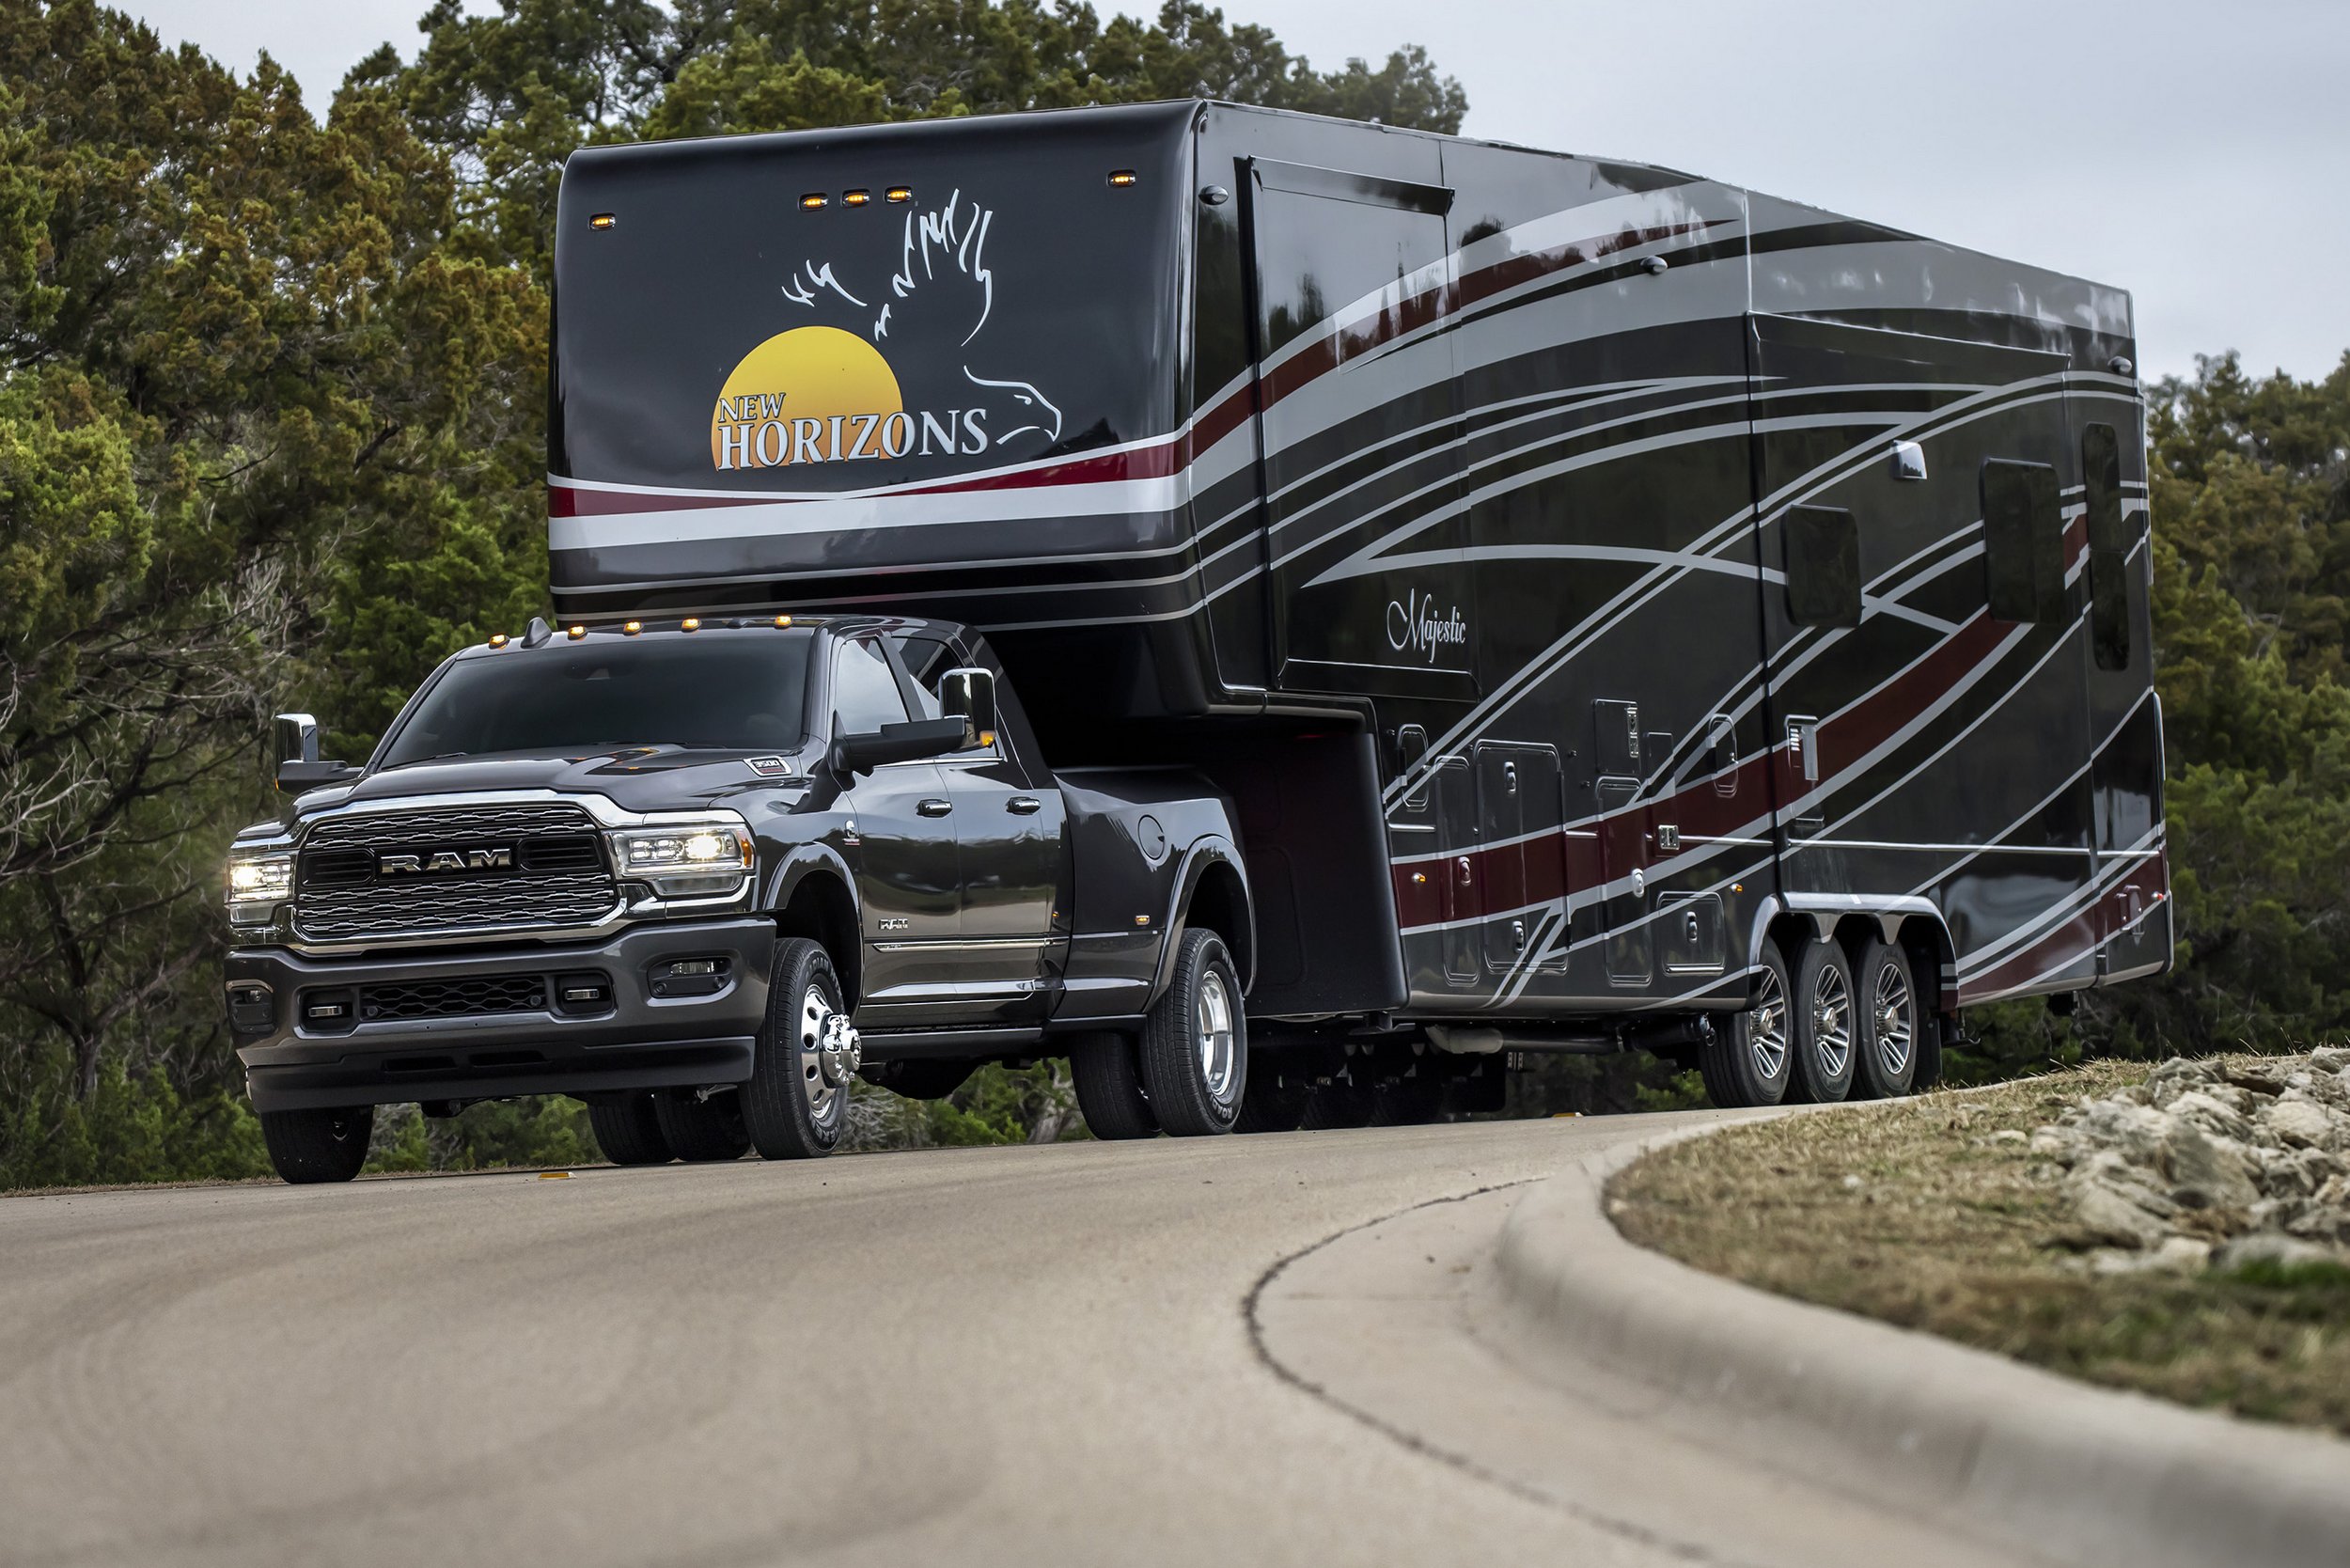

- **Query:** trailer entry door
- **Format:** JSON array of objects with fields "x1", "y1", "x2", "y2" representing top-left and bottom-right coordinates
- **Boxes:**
[{"x1": 1245, "y1": 160, "x2": 1477, "y2": 700}]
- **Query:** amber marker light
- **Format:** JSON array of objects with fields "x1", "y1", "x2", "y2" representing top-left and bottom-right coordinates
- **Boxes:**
[
  {"x1": 885, "y1": 186, "x2": 912, "y2": 203},
  {"x1": 1108, "y1": 169, "x2": 1138, "y2": 187},
  {"x1": 488, "y1": 633, "x2": 509, "y2": 648},
  {"x1": 622, "y1": 620, "x2": 641, "y2": 635},
  {"x1": 588, "y1": 212, "x2": 618, "y2": 231},
  {"x1": 681, "y1": 617, "x2": 701, "y2": 632},
  {"x1": 800, "y1": 192, "x2": 828, "y2": 211},
  {"x1": 566, "y1": 624, "x2": 587, "y2": 640},
  {"x1": 842, "y1": 189, "x2": 871, "y2": 207},
  {"x1": 773, "y1": 615, "x2": 793, "y2": 628}
]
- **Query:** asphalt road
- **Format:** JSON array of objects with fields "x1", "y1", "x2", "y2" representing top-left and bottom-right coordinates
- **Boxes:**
[{"x1": 0, "y1": 1111, "x2": 2018, "y2": 1568}]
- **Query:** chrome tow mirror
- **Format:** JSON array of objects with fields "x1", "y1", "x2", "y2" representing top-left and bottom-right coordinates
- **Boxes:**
[
  {"x1": 272, "y1": 712, "x2": 360, "y2": 794},
  {"x1": 939, "y1": 667, "x2": 996, "y2": 750}
]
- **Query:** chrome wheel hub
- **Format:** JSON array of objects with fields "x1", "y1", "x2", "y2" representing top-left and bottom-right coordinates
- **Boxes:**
[
  {"x1": 798, "y1": 984, "x2": 856, "y2": 1121},
  {"x1": 1872, "y1": 960, "x2": 1913, "y2": 1080},
  {"x1": 1748, "y1": 966, "x2": 1789, "y2": 1080},
  {"x1": 1197, "y1": 967, "x2": 1239, "y2": 1106},
  {"x1": 1812, "y1": 964, "x2": 1853, "y2": 1078}
]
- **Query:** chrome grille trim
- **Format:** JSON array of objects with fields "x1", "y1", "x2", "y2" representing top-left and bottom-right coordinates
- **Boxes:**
[{"x1": 292, "y1": 799, "x2": 619, "y2": 944}]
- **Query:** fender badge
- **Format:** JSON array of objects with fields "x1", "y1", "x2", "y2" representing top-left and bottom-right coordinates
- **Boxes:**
[{"x1": 746, "y1": 755, "x2": 792, "y2": 777}]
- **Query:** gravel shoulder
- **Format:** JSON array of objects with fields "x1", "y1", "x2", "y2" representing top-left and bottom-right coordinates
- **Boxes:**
[{"x1": 1610, "y1": 1056, "x2": 2350, "y2": 1436}]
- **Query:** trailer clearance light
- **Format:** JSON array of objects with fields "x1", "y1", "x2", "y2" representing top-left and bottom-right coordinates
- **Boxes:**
[
  {"x1": 1108, "y1": 169, "x2": 1137, "y2": 187},
  {"x1": 588, "y1": 212, "x2": 618, "y2": 231},
  {"x1": 800, "y1": 193, "x2": 827, "y2": 211},
  {"x1": 842, "y1": 189, "x2": 870, "y2": 207},
  {"x1": 885, "y1": 187, "x2": 913, "y2": 203}
]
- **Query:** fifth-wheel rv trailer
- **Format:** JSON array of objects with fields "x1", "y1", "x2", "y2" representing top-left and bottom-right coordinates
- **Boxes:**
[
  {"x1": 425, "y1": 98, "x2": 2175, "y2": 1135},
  {"x1": 218, "y1": 100, "x2": 2169, "y2": 1182}
]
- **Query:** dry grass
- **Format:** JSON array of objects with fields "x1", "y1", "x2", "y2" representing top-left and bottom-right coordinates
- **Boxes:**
[{"x1": 1612, "y1": 1061, "x2": 2350, "y2": 1436}]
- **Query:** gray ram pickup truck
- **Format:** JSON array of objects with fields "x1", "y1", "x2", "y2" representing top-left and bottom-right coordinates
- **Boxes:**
[{"x1": 224, "y1": 615, "x2": 1253, "y2": 1182}]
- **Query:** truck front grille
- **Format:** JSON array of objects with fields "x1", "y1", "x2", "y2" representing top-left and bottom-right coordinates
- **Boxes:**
[
  {"x1": 293, "y1": 801, "x2": 619, "y2": 944},
  {"x1": 360, "y1": 974, "x2": 548, "y2": 1021}
]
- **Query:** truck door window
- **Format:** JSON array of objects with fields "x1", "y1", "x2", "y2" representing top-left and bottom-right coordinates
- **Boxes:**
[
  {"x1": 2081, "y1": 423, "x2": 2131, "y2": 669},
  {"x1": 1981, "y1": 458, "x2": 2065, "y2": 624},
  {"x1": 833, "y1": 639, "x2": 910, "y2": 733},
  {"x1": 1782, "y1": 505, "x2": 1861, "y2": 628}
]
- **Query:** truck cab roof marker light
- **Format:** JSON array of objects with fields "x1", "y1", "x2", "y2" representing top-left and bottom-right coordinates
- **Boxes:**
[
  {"x1": 487, "y1": 633, "x2": 509, "y2": 648},
  {"x1": 774, "y1": 615, "x2": 792, "y2": 628},
  {"x1": 681, "y1": 618, "x2": 701, "y2": 632},
  {"x1": 621, "y1": 620, "x2": 641, "y2": 635},
  {"x1": 567, "y1": 624, "x2": 587, "y2": 640}
]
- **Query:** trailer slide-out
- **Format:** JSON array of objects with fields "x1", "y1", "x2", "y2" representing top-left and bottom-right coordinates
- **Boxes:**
[{"x1": 544, "y1": 99, "x2": 2167, "y2": 1115}]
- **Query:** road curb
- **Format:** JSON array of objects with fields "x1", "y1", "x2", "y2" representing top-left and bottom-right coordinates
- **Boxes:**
[{"x1": 1491, "y1": 1118, "x2": 2350, "y2": 1568}]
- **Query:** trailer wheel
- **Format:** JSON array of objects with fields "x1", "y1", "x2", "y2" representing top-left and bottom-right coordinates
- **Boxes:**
[
  {"x1": 1234, "y1": 1063, "x2": 1314, "y2": 1134},
  {"x1": 588, "y1": 1094, "x2": 673, "y2": 1165},
  {"x1": 1787, "y1": 937, "x2": 1858, "y2": 1104},
  {"x1": 1071, "y1": 1032, "x2": 1157, "y2": 1139},
  {"x1": 260, "y1": 1105, "x2": 373, "y2": 1184},
  {"x1": 654, "y1": 1089, "x2": 750, "y2": 1162},
  {"x1": 1137, "y1": 928, "x2": 1246, "y2": 1136},
  {"x1": 1850, "y1": 936, "x2": 1921, "y2": 1100},
  {"x1": 1698, "y1": 942, "x2": 1793, "y2": 1108},
  {"x1": 741, "y1": 937, "x2": 852, "y2": 1160}
]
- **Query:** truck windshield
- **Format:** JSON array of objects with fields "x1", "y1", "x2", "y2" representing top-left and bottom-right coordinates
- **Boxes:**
[{"x1": 380, "y1": 635, "x2": 810, "y2": 767}]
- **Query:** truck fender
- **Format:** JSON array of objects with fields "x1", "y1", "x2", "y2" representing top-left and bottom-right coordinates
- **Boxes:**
[
  {"x1": 1150, "y1": 835, "x2": 1253, "y2": 1002},
  {"x1": 761, "y1": 843, "x2": 864, "y2": 1004}
]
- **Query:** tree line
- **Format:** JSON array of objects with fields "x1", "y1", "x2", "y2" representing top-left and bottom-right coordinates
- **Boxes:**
[{"x1": 0, "y1": 0, "x2": 2339, "y2": 1182}]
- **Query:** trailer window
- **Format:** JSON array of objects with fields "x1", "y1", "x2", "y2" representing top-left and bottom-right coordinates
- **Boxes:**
[
  {"x1": 1395, "y1": 725, "x2": 1432, "y2": 813},
  {"x1": 1982, "y1": 459, "x2": 2065, "y2": 624},
  {"x1": 1782, "y1": 506, "x2": 1861, "y2": 628},
  {"x1": 2082, "y1": 424, "x2": 2131, "y2": 669}
]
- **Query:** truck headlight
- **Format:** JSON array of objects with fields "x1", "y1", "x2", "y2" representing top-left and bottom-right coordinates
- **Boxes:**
[
  {"x1": 607, "y1": 819, "x2": 753, "y2": 897},
  {"x1": 226, "y1": 851, "x2": 294, "y2": 923}
]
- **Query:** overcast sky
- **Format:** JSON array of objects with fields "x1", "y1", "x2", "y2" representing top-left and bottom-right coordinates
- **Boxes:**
[{"x1": 122, "y1": 0, "x2": 2350, "y2": 383}]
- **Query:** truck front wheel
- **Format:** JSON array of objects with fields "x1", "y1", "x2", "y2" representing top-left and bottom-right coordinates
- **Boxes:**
[
  {"x1": 588, "y1": 1094, "x2": 674, "y2": 1165},
  {"x1": 741, "y1": 937, "x2": 852, "y2": 1160},
  {"x1": 1137, "y1": 929, "x2": 1246, "y2": 1137},
  {"x1": 260, "y1": 1105, "x2": 373, "y2": 1184}
]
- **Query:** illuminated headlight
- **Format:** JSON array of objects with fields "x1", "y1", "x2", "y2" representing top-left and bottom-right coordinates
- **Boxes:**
[
  {"x1": 608, "y1": 820, "x2": 753, "y2": 896},
  {"x1": 225, "y1": 852, "x2": 293, "y2": 922}
]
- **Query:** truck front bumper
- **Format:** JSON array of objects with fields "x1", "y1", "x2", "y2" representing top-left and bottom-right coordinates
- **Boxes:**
[{"x1": 227, "y1": 919, "x2": 775, "y2": 1114}]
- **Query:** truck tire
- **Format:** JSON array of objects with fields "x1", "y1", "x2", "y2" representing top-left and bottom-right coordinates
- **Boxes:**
[
  {"x1": 1300, "y1": 1071, "x2": 1377, "y2": 1129},
  {"x1": 654, "y1": 1089, "x2": 750, "y2": 1162},
  {"x1": 1850, "y1": 936, "x2": 1921, "y2": 1100},
  {"x1": 1234, "y1": 1062, "x2": 1314, "y2": 1134},
  {"x1": 1698, "y1": 941, "x2": 1793, "y2": 1108},
  {"x1": 260, "y1": 1105, "x2": 373, "y2": 1184},
  {"x1": 588, "y1": 1094, "x2": 673, "y2": 1165},
  {"x1": 1787, "y1": 937, "x2": 1858, "y2": 1104},
  {"x1": 1137, "y1": 929, "x2": 1246, "y2": 1137},
  {"x1": 1072, "y1": 1032, "x2": 1157, "y2": 1139},
  {"x1": 741, "y1": 937, "x2": 852, "y2": 1160}
]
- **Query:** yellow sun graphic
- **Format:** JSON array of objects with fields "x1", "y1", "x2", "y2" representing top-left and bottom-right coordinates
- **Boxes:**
[{"x1": 710, "y1": 326, "x2": 904, "y2": 468}]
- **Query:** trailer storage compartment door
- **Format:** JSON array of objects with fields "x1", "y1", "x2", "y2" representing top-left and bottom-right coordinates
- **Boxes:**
[{"x1": 1245, "y1": 160, "x2": 1478, "y2": 701}]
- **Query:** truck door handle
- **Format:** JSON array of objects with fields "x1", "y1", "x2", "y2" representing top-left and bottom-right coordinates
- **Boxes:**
[
  {"x1": 1007, "y1": 795, "x2": 1042, "y2": 815},
  {"x1": 917, "y1": 798, "x2": 953, "y2": 818}
]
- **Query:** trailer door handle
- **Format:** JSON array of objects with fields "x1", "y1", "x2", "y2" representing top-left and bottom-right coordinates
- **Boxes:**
[
  {"x1": 1007, "y1": 795, "x2": 1042, "y2": 815},
  {"x1": 917, "y1": 798, "x2": 954, "y2": 818}
]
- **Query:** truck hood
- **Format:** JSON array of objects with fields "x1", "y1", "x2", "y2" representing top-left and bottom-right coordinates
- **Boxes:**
[{"x1": 296, "y1": 745, "x2": 814, "y2": 820}]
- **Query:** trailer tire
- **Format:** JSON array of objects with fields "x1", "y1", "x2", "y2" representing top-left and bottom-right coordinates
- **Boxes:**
[
  {"x1": 654, "y1": 1089, "x2": 750, "y2": 1162},
  {"x1": 1788, "y1": 937, "x2": 1858, "y2": 1104},
  {"x1": 1851, "y1": 936, "x2": 1922, "y2": 1100},
  {"x1": 260, "y1": 1105, "x2": 373, "y2": 1184},
  {"x1": 588, "y1": 1094, "x2": 673, "y2": 1165},
  {"x1": 1234, "y1": 1062, "x2": 1315, "y2": 1134},
  {"x1": 742, "y1": 938, "x2": 851, "y2": 1160},
  {"x1": 1137, "y1": 929, "x2": 1246, "y2": 1137},
  {"x1": 1072, "y1": 1032, "x2": 1157, "y2": 1140},
  {"x1": 1698, "y1": 942, "x2": 1794, "y2": 1108}
]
